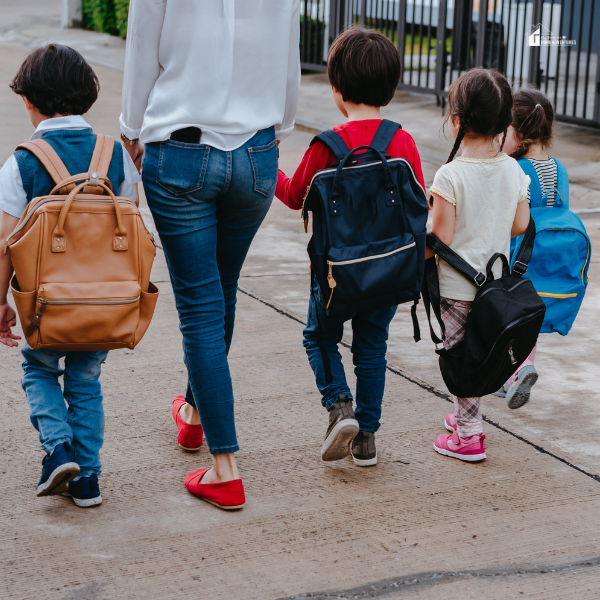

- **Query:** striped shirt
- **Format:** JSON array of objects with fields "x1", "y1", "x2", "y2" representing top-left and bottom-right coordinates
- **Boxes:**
[{"x1": 525, "y1": 158, "x2": 558, "y2": 206}]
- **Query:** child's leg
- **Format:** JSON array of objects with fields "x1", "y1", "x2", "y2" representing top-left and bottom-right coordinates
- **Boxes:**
[
  {"x1": 454, "y1": 396, "x2": 483, "y2": 437},
  {"x1": 303, "y1": 277, "x2": 351, "y2": 409},
  {"x1": 63, "y1": 351, "x2": 109, "y2": 478},
  {"x1": 440, "y1": 298, "x2": 483, "y2": 437},
  {"x1": 21, "y1": 345, "x2": 73, "y2": 454},
  {"x1": 350, "y1": 305, "x2": 397, "y2": 433}
]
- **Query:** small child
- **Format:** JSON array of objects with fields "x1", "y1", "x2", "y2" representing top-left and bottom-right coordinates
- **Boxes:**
[
  {"x1": 0, "y1": 44, "x2": 140, "y2": 505},
  {"x1": 496, "y1": 89, "x2": 559, "y2": 408},
  {"x1": 276, "y1": 27, "x2": 426, "y2": 466},
  {"x1": 427, "y1": 68, "x2": 531, "y2": 461}
]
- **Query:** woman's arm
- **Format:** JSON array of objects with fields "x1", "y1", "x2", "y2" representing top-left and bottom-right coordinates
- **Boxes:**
[
  {"x1": 119, "y1": 0, "x2": 167, "y2": 142},
  {"x1": 425, "y1": 194, "x2": 456, "y2": 259},
  {"x1": 276, "y1": 0, "x2": 301, "y2": 143}
]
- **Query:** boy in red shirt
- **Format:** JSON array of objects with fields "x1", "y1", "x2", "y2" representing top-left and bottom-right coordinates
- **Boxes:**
[{"x1": 276, "y1": 27, "x2": 426, "y2": 467}]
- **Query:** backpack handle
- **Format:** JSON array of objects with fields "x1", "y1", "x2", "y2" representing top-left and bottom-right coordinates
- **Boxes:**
[
  {"x1": 51, "y1": 179, "x2": 128, "y2": 254},
  {"x1": 485, "y1": 252, "x2": 511, "y2": 281},
  {"x1": 331, "y1": 145, "x2": 396, "y2": 202}
]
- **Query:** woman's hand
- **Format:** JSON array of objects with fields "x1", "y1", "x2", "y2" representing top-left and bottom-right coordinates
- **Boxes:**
[
  {"x1": 125, "y1": 141, "x2": 145, "y2": 174},
  {"x1": 0, "y1": 303, "x2": 20, "y2": 347}
]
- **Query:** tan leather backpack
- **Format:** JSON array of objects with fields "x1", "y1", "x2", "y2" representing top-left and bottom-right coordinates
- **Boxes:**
[{"x1": 6, "y1": 135, "x2": 159, "y2": 351}]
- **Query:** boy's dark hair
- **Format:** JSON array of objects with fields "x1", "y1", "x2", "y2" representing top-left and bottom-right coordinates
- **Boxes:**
[
  {"x1": 510, "y1": 88, "x2": 554, "y2": 159},
  {"x1": 444, "y1": 68, "x2": 513, "y2": 163},
  {"x1": 328, "y1": 26, "x2": 401, "y2": 107},
  {"x1": 10, "y1": 44, "x2": 99, "y2": 117}
]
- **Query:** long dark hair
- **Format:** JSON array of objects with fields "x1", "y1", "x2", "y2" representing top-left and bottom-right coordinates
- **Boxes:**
[
  {"x1": 509, "y1": 88, "x2": 554, "y2": 159},
  {"x1": 443, "y1": 68, "x2": 513, "y2": 164}
]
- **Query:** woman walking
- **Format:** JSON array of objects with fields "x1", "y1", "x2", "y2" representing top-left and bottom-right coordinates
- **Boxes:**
[{"x1": 120, "y1": 0, "x2": 300, "y2": 509}]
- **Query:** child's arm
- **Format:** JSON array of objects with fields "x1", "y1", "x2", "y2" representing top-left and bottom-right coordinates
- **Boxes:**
[
  {"x1": 0, "y1": 211, "x2": 21, "y2": 347},
  {"x1": 276, "y1": 142, "x2": 334, "y2": 210},
  {"x1": 511, "y1": 200, "x2": 530, "y2": 237},
  {"x1": 425, "y1": 193, "x2": 456, "y2": 259}
]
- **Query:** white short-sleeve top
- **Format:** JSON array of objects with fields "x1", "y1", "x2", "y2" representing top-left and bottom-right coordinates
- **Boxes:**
[{"x1": 430, "y1": 153, "x2": 530, "y2": 302}]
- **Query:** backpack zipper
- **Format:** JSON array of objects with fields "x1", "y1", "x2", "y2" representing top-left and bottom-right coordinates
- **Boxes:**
[
  {"x1": 537, "y1": 292, "x2": 577, "y2": 299},
  {"x1": 26, "y1": 296, "x2": 140, "y2": 337},
  {"x1": 6, "y1": 197, "x2": 139, "y2": 246},
  {"x1": 325, "y1": 241, "x2": 416, "y2": 308}
]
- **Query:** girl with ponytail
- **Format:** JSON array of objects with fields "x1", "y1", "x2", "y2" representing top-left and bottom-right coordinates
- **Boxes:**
[
  {"x1": 495, "y1": 89, "x2": 560, "y2": 408},
  {"x1": 426, "y1": 68, "x2": 532, "y2": 462}
]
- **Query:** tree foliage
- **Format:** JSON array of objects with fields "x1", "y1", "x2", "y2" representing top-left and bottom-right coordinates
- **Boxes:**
[{"x1": 82, "y1": 0, "x2": 129, "y2": 39}]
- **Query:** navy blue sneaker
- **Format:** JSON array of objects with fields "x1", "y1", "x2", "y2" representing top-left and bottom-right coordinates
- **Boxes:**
[
  {"x1": 36, "y1": 442, "x2": 80, "y2": 497},
  {"x1": 65, "y1": 474, "x2": 102, "y2": 507}
]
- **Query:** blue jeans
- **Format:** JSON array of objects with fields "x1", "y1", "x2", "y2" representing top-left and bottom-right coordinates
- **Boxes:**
[
  {"x1": 142, "y1": 128, "x2": 277, "y2": 454},
  {"x1": 21, "y1": 345, "x2": 108, "y2": 477},
  {"x1": 303, "y1": 278, "x2": 397, "y2": 433}
]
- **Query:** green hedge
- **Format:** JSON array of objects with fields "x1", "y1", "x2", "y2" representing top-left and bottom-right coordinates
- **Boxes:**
[{"x1": 82, "y1": 0, "x2": 129, "y2": 39}]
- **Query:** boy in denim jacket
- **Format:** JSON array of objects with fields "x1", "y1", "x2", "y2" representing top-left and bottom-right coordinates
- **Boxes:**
[
  {"x1": 276, "y1": 28, "x2": 426, "y2": 466},
  {"x1": 0, "y1": 45, "x2": 140, "y2": 506}
]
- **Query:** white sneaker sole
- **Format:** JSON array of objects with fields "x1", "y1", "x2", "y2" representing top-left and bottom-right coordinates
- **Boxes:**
[
  {"x1": 444, "y1": 418, "x2": 455, "y2": 433},
  {"x1": 506, "y1": 367, "x2": 538, "y2": 410},
  {"x1": 67, "y1": 493, "x2": 103, "y2": 508},
  {"x1": 433, "y1": 443, "x2": 486, "y2": 462},
  {"x1": 352, "y1": 452, "x2": 377, "y2": 467},
  {"x1": 36, "y1": 462, "x2": 80, "y2": 497},
  {"x1": 321, "y1": 418, "x2": 359, "y2": 461}
]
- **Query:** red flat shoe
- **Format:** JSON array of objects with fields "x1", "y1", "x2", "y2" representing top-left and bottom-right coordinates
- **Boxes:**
[
  {"x1": 172, "y1": 395, "x2": 203, "y2": 451},
  {"x1": 185, "y1": 468, "x2": 245, "y2": 510}
]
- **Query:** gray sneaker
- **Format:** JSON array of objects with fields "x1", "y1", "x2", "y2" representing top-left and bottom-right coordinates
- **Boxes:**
[
  {"x1": 351, "y1": 430, "x2": 377, "y2": 466},
  {"x1": 321, "y1": 395, "x2": 360, "y2": 462}
]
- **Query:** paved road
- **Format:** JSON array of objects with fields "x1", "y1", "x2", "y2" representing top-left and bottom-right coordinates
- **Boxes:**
[{"x1": 1, "y1": 5, "x2": 600, "y2": 598}]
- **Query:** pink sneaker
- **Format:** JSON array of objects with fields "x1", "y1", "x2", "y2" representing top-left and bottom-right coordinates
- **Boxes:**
[
  {"x1": 433, "y1": 431, "x2": 486, "y2": 462},
  {"x1": 444, "y1": 412, "x2": 456, "y2": 432}
]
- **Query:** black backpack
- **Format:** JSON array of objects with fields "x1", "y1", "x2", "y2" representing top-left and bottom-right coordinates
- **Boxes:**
[
  {"x1": 421, "y1": 218, "x2": 546, "y2": 398},
  {"x1": 302, "y1": 120, "x2": 429, "y2": 332}
]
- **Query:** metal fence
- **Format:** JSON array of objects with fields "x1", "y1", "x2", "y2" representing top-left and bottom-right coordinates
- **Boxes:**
[{"x1": 300, "y1": 0, "x2": 600, "y2": 126}]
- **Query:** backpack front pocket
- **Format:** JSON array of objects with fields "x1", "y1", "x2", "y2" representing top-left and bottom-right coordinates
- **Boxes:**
[
  {"x1": 32, "y1": 281, "x2": 142, "y2": 347},
  {"x1": 326, "y1": 235, "x2": 418, "y2": 309},
  {"x1": 535, "y1": 282, "x2": 585, "y2": 335}
]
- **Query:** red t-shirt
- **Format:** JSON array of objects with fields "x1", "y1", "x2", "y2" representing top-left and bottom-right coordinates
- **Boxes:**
[{"x1": 276, "y1": 119, "x2": 426, "y2": 210}]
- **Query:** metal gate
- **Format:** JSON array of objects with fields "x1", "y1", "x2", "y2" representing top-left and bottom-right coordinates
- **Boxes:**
[{"x1": 300, "y1": 0, "x2": 600, "y2": 126}]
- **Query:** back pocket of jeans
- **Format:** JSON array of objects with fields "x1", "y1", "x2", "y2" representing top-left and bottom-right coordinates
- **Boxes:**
[
  {"x1": 157, "y1": 140, "x2": 209, "y2": 196},
  {"x1": 248, "y1": 139, "x2": 278, "y2": 197}
]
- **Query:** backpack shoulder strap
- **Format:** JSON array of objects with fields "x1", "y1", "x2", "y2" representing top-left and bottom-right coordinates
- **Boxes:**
[
  {"x1": 370, "y1": 119, "x2": 401, "y2": 153},
  {"x1": 517, "y1": 158, "x2": 542, "y2": 207},
  {"x1": 88, "y1": 135, "x2": 115, "y2": 179},
  {"x1": 16, "y1": 139, "x2": 71, "y2": 186},
  {"x1": 512, "y1": 217, "x2": 536, "y2": 276},
  {"x1": 311, "y1": 130, "x2": 351, "y2": 162},
  {"x1": 553, "y1": 158, "x2": 569, "y2": 209},
  {"x1": 426, "y1": 233, "x2": 487, "y2": 287}
]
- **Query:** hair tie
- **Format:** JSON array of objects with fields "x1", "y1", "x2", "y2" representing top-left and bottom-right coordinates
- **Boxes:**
[{"x1": 535, "y1": 104, "x2": 542, "y2": 108}]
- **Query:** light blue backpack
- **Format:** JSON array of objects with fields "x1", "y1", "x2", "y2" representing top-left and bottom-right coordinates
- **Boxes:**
[{"x1": 510, "y1": 158, "x2": 591, "y2": 336}]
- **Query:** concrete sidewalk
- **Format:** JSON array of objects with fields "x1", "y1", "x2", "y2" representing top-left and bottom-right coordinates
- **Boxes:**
[{"x1": 1, "y1": 5, "x2": 600, "y2": 598}]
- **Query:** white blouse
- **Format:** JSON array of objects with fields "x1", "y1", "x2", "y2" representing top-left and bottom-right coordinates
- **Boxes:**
[
  {"x1": 430, "y1": 154, "x2": 530, "y2": 302},
  {"x1": 120, "y1": 0, "x2": 301, "y2": 151}
]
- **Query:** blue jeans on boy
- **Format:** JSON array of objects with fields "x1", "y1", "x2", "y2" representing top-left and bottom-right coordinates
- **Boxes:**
[
  {"x1": 21, "y1": 345, "x2": 108, "y2": 477},
  {"x1": 142, "y1": 127, "x2": 277, "y2": 455},
  {"x1": 303, "y1": 278, "x2": 397, "y2": 433}
]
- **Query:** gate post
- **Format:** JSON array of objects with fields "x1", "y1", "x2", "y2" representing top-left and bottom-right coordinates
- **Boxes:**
[
  {"x1": 527, "y1": 0, "x2": 544, "y2": 87},
  {"x1": 435, "y1": 0, "x2": 449, "y2": 100},
  {"x1": 396, "y1": 0, "x2": 407, "y2": 76},
  {"x1": 474, "y1": 0, "x2": 489, "y2": 68}
]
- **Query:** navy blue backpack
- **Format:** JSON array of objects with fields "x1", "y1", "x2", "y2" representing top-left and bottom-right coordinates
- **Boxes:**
[
  {"x1": 511, "y1": 158, "x2": 591, "y2": 335},
  {"x1": 302, "y1": 120, "x2": 429, "y2": 337}
]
